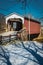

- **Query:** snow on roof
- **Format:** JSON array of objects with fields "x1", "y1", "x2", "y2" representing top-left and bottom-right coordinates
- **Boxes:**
[
  {"x1": 5, "y1": 12, "x2": 24, "y2": 24},
  {"x1": 5, "y1": 12, "x2": 23, "y2": 18}
]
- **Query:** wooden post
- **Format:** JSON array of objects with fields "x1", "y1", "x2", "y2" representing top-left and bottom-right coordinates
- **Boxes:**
[
  {"x1": 0, "y1": 35, "x2": 2, "y2": 44},
  {"x1": 9, "y1": 35, "x2": 11, "y2": 42}
]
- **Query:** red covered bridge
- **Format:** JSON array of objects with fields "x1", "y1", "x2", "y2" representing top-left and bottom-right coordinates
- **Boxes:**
[{"x1": 24, "y1": 17, "x2": 41, "y2": 40}]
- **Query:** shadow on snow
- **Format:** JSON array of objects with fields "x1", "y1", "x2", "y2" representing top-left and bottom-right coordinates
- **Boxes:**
[{"x1": 0, "y1": 46, "x2": 12, "y2": 65}]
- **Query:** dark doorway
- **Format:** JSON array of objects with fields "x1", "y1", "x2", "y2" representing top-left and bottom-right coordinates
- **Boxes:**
[
  {"x1": 8, "y1": 18, "x2": 22, "y2": 31},
  {"x1": 15, "y1": 21, "x2": 22, "y2": 31}
]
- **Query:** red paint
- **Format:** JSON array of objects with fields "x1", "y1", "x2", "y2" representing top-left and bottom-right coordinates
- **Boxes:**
[{"x1": 24, "y1": 19, "x2": 40, "y2": 34}]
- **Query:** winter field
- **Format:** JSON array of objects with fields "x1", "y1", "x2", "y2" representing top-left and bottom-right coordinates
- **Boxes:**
[{"x1": 0, "y1": 41, "x2": 43, "y2": 65}]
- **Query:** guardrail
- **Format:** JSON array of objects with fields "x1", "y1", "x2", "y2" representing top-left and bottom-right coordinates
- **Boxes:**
[
  {"x1": 0, "y1": 28, "x2": 28, "y2": 44},
  {"x1": 0, "y1": 34, "x2": 17, "y2": 44}
]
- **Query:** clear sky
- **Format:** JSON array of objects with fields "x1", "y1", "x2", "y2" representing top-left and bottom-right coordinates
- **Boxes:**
[{"x1": 0, "y1": 0, "x2": 43, "y2": 25}]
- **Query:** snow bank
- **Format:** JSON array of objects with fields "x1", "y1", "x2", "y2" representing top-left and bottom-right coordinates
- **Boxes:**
[{"x1": 0, "y1": 41, "x2": 43, "y2": 65}]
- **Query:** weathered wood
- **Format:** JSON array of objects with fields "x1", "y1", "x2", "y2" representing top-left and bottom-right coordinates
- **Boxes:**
[
  {"x1": 19, "y1": 27, "x2": 28, "y2": 41},
  {"x1": 0, "y1": 35, "x2": 2, "y2": 44}
]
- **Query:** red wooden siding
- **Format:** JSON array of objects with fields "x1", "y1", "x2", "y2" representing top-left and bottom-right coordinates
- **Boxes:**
[{"x1": 24, "y1": 19, "x2": 40, "y2": 34}]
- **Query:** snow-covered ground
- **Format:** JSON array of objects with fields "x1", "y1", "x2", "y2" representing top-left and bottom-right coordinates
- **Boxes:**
[{"x1": 0, "y1": 41, "x2": 43, "y2": 65}]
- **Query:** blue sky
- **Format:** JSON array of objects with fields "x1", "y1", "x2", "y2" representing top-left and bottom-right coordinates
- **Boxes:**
[{"x1": 0, "y1": 0, "x2": 43, "y2": 24}]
